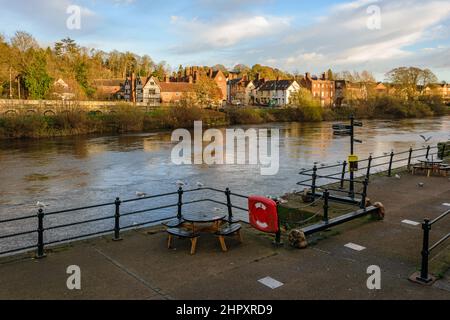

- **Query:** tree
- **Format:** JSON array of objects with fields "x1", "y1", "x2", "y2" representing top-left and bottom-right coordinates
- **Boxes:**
[
  {"x1": 22, "y1": 50, "x2": 52, "y2": 99},
  {"x1": 11, "y1": 31, "x2": 38, "y2": 53},
  {"x1": 193, "y1": 77, "x2": 222, "y2": 108},
  {"x1": 386, "y1": 67, "x2": 438, "y2": 100},
  {"x1": 327, "y1": 69, "x2": 334, "y2": 80}
]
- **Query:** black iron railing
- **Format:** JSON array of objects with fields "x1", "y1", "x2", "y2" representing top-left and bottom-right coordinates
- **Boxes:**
[
  {"x1": 416, "y1": 209, "x2": 450, "y2": 283},
  {"x1": 0, "y1": 187, "x2": 248, "y2": 258},
  {"x1": 297, "y1": 146, "x2": 441, "y2": 208}
]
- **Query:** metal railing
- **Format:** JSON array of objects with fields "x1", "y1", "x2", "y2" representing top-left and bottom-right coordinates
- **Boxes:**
[
  {"x1": 0, "y1": 187, "x2": 249, "y2": 258},
  {"x1": 297, "y1": 145, "x2": 441, "y2": 208},
  {"x1": 416, "y1": 209, "x2": 450, "y2": 283}
]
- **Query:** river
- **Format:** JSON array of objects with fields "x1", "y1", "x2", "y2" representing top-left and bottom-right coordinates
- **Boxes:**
[{"x1": 0, "y1": 116, "x2": 449, "y2": 252}]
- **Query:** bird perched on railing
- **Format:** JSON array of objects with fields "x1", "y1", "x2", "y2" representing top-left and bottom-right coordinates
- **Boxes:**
[
  {"x1": 176, "y1": 180, "x2": 186, "y2": 187},
  {"x1": 135, "y1": 191, "x2": 147, "y2": 198},
  {"x1": 36, "y1": 201, "x2": 48, "y2": 208},
  {"x1": 196, "y1": 181, "x2": 204, "y2": 188}
]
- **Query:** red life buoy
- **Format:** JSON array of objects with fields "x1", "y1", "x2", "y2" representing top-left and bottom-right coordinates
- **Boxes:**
[{"x1": 248, "y1": 196, "x2": 279, "y2": 233}]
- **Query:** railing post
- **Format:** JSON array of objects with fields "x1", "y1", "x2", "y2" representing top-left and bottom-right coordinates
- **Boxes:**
[
  {"x1": 323, "y1": 189, "x2": 329, "y2": 223},
  {"x1": 177, "y1": 187, "x2": 184, "y2": 220},
  {"x1": 417, "y1": 219, "x2": 432, "y2": 283},
  {"x1": 388, "y1": 151, "x2": 395, "y2": 177},
  {"x1": 225, "y1": 188, "x2": 234, "y2": 223},
  {"x1": 361, "y1": 178, "x2": 369, "y2": 209},
  {"x1": 340, "y1": 161, "x2": 347, "y2": 189},
  {"x1": 113, "y1": 197, "x2": 122, "y2": 241},
  {"x1": 426, "y1": 145, "x2": 431, "y2": 159},
  {"x1": 311, "y1": 165, "x2": 318, "y2": 198},
  {"x1": 407, "y1": 147, "x2": 413, "y2": 171},
  {"x1": 35, "y1": 209, "x2": 46, "y2": 259},
  {"x1": 366, "y1": 156, "x2": 373, "y2": 181}
]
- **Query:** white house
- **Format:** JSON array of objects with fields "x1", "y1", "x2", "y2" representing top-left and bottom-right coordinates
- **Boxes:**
[{"x1": 255, "y1": 80, "x2": 300, "y2": 106}]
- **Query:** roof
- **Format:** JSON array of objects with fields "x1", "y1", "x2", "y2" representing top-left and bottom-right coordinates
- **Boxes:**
[
  {"x1": 258, "y1": 80, "x2": 296, "y2": 91},
  {"x1": 159, "y1": 82, "x2": 195, "y2": 93}
]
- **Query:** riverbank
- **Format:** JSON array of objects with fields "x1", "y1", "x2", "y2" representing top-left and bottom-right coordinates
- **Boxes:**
[
  {"x1": 0, "y1": 99, "x2": 448, "y2": 139},
  {"x1": 0, "y1": 171, "x2": 448, "y2": 299}
]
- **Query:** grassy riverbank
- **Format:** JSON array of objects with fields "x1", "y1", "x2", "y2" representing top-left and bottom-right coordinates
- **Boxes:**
[{"x1": 0, "y1": 97, "x2": 448, "y2": 139}]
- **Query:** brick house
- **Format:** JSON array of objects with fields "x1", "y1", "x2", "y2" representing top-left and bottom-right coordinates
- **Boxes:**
[
  {"x1": 335, "y1": 80, "x2": 368, "y2": 107},
  {"x1": 300, "y1": 72, "x2": 335, "y2": 107},
  {"x1": 227, "y1": 74, "x2": 254, "y2": 105}
]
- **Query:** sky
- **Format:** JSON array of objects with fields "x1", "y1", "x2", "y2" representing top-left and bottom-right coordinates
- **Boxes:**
[{"x1": 0, "y1": 0, "x2": 449, "y2": 81}]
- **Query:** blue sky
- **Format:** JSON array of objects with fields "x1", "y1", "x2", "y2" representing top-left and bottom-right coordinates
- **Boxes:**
[{"x1": 0, "y1": 0, "x2": 449, "y2": 81}]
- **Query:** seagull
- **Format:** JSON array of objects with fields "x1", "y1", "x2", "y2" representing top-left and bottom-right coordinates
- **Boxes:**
[
  {"x1": 395, "y1": 174, "x2": 401, "y2": 179},
  {"x1": 196, "y1": 181, "x2": 204, "y2": 188},
  {"x1": 420, "y1": 135, "x2": 432, "y2": 143},
  {"x1": 418, "y1": 182, "x2": 424, "y2": 188},
  {"x1": 36, "y1": 201, "x2": 48, "y2": 208},
  {"x1": 320, "y1": 163, "x2": 327, "y2": 167},
  {"x1": 176, "y1": 180, "x2": 186, "y2": 187},
  {"x1": 135, "y1": 191, "x2": 147, "y2": 198}
]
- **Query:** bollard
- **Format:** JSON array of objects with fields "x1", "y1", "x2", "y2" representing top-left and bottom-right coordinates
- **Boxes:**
[
  {"x1": 113, "y1": 197, "x2": 122, "y2": 241},
  {"x1": 323, "y1": 190, "x2": 329, "y2": 223},
  {"x1": 388, "y1": 151, "x2": 395, "y2": 177},
  {"x1": 225, "y1": 188, "x2": 234, "y2": 223},
  {"x1": 417, "y1": 219, "x2": 432, "y2": 283},
  {"x1": 35, "y1": 209, "x2": 46, "y2": 259},
  {"x1": 407, "y1": 147, "x2": 413, "y2": 171},
  {"x1": 311, "y1": 165, "x2": 318, "y2": 198},
  {"x1": 366, "y1": 156, "x2": 373, "y2": 181},
  {"x1": 340, "y1": 161, "x2": 347, "y2": 189},
  {"x1": 426, "y1": 145, "x2": 431, "y2": 159},
  {"x1": 177, "y1": 187, "x2": 184, "y2": 220}
]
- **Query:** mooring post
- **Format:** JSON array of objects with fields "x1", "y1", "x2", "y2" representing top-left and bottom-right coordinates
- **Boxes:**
[
  {"x1": 361, "y1": 178, "x2": 369, "y2": 209},
  {"x1": 323, "y1": 189, "x2": 329, "y2": 223},
  {"x1": 407, "y1": 146, "x2": 413, "y2": 171},
  {"x1": 340, "y1": 161, "x2": 347, "y2": 189},
  {"x1": 311, "y1": 165, "x2": 318, "y2": 198},
  {"x1": 113, "y1": 197, "x2": 122, "y2": 241},
  {"x1": 177, "y1": 187, "x2": 184, "y2": 220},
  {"x1": 388, "y1": 151, "x2": 395, "y2": 177},
  {"x1": 35, "y1": 208, "x2": 46, "y2": 259},
  {"x1": 426, "y1": 145, "x2": 431, "y2": 159},
  {"x1": 225, "y1": 188, "x2": 234, "y2": 223},
  {"x1": 417, "y1": 219, "x2": 432, "y2": 283},
  {"x1": 366, "y1": 155, "x2": 373, "y2": 181}
]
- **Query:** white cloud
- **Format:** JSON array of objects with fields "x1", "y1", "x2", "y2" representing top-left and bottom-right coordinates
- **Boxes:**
[{"x1": 170, "y1": 15, "x2": 291, "y2": 53}]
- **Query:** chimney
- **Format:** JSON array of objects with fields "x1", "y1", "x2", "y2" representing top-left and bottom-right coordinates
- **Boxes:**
[
  {"x1": 322, "y1": 72, "x2": 327, "y2": 81},
  {"x1": 208, "y1": 68, "x2": 213, "y2": 78},
  {"x1": 305, "y1": 72, "x2": 311, "y2": 80}
]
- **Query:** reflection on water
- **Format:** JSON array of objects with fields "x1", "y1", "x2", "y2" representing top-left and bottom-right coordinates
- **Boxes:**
[{"x1": 0, "y1": 116, "x2": 449, "y2": 250}]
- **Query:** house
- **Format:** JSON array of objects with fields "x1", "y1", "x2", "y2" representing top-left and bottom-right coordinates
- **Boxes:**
[
  {"x1": 227, "y1": 73, "x2": 267, "y2": 106},
  {"x1": 424, "y1": 83, "x2": 450, "y2": 102},
  {"x1": 335, "y1": 80, "x2": 368, "y2": 107},
  {"x1": 52, "y1": 78, "x2": 75, "y2": 100},
  {"x1": 255, "y1": 79, "x2": 300, "y2": 107},
  {"x1": 301, "y1": 72, "x2": 335, "y2": 107},
  {"x1": 227, "y1": 75, "x2": 253, "y2": 105},
  {"x1": 93, "y1": 79, "x2": 123, "y2": 100},
  {"x1": 133, "y1": 75, "x2": 195, "y2": 105}
]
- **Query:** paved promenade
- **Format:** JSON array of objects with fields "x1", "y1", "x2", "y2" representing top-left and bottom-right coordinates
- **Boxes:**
[{"x1": 0, "y1": 172, "x2": 449, "y2": 300}]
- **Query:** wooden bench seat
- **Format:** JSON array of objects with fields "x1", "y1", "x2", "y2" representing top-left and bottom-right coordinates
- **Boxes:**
[
  {"x1": 162, "y1": 218, "x2": 185, "y2": 228},
  {"x1": 167, "y1": 228, "x2": 199, "y2": 255},
  {"x1": 216, "y1": 224, "x2": 242, "y2": 252}
]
